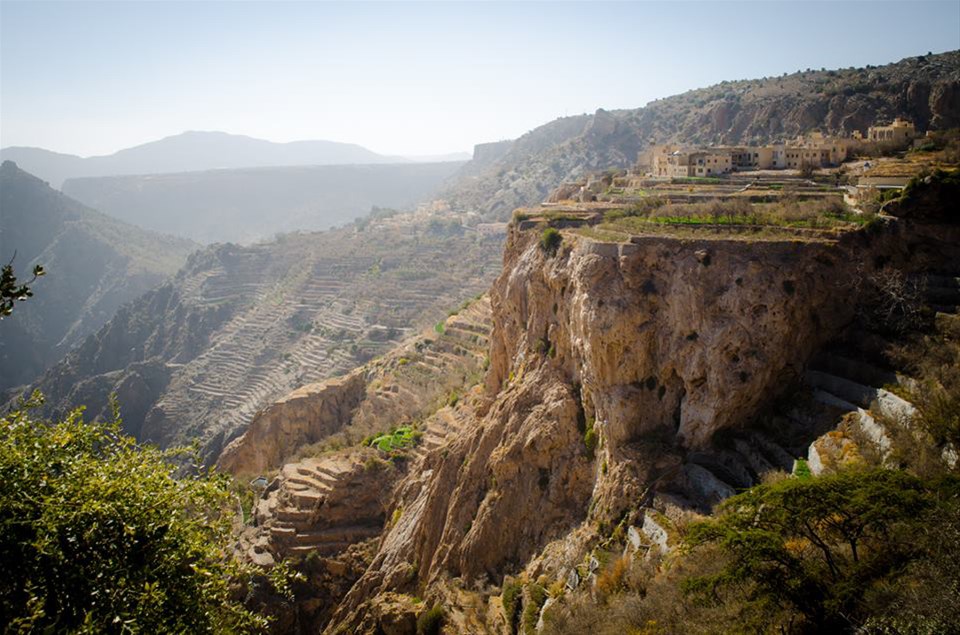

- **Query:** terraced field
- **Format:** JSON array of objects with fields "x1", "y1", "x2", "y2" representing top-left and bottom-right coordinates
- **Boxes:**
[
  {"x1": 232, "y1": 298, "x2": 494, "y2": 564},
  {"x1": 28, "y1": 215, "x2": 504, "y2": 458}
]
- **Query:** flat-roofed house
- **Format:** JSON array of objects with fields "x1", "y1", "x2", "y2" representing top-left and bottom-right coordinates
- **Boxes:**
[
  {"x1": 689, "y1": 150, "x2": 733, "y2": 176},
  {"x1": 867, "y1": 118, "x2": 916, "y2": 144}
]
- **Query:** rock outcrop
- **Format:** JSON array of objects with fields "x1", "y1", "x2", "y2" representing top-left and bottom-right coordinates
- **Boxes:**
[
  {"x1": 218, "y1": 372, "x2": 367, "y2": 475},
  {"x1": 329, "y1": 218, "x2": 885, "y2": 630}
]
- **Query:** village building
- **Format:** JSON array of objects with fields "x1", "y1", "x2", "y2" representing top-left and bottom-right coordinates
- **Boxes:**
[
  {"x1": 645, "y1": 119, "x2": 913, "y2": 178},
  {"x1": 867, "y1": 117, "x2": 916, "y2": 144}
]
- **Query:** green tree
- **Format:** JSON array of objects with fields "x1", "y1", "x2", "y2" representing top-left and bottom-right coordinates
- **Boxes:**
[
  {"x1": 683, "y1": 468, "x2": 943, "y2": 632},
  {"x1": 0, "y1": 393, "x2": 291, "y2": 633},
  {"x1": 0, "y1": 256, "x2": 45, "y2": 318}
]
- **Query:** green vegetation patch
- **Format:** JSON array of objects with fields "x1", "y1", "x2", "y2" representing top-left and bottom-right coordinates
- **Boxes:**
[
  {"x1": 583, "y1": 427, "x2": 598, "y2": 461},
  {"x1": 369, "y1": 425, "x2": 421, "y2": 453},
  {"x1": 540, "y1": 227, "x2": 562, "y2": 254},
  {"x1": 602, "y1": 196, "x2": 869, "y2": 231},
  {"x1": 0, "y1": 392, "x2": 294, "y2": 633},
  {"x1": 501, "y1": 579, "x2": 523, "y2": 633},
  {"x1": 416, "y1": 603, "x2": 445, "y2": 635}
]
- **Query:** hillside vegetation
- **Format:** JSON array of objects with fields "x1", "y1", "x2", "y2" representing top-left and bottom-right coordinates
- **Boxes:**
[
  {"x1": 442, "y1": 51, "x2": 960, "y2": 219},
  {"x1": 0, "y1": 161, "x2": 196, "y2": 394}
]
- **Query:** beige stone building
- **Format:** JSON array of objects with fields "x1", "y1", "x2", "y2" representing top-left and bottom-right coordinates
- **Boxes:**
[
  {"x1": 688, "y1": 150, "x2": 733, "y2": 176},
  {"x1": 644, "y1": 120, "x2": 913, "y2": 178},
  {"x1": 867, "y1": 117, "x2": 916, "y2": 144}
]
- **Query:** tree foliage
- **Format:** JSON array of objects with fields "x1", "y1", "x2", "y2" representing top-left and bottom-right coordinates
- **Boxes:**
[
  {"x1": 683, "y1": 468, "x2": 958, "y2": 632},
  {"x1": 0, "y1": 393, "x2": 289, "y2": 633},
  {"x1": 0, "y1": 256, "x2": 45, "y2": 318}
]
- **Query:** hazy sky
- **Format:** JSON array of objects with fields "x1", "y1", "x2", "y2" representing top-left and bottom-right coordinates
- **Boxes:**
[{"x1": 2, "y1": 1, "x2": 958, "y2": 157}]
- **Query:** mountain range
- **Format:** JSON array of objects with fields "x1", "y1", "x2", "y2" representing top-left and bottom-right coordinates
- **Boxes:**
[
  {"x1": 61, "y1": 161, "x2": 465, "y2": 244},
  {"x1": 0, "y1": 131, "x2": 465, "y2": 189},
  {"x1": 10, "y1": 49, "x2": 960, "y2": 464}
]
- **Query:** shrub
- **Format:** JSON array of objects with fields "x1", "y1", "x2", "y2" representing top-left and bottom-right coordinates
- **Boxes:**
[
  {"x1": 371, "y1": 426, "x2": 420, "y2": 453},
  {"x1": 683, "y1": 468, "x2": 941, "y2": 632},
  {"x1": 521, "y1": 582, "x2": 548, "y2": 634},
  {"x1": 534, "y1": 337, "x2": 549, "y2": 355},
  {"x1": 540, "y1": 227, "x2": 562, "y2": 254},
  {"x1": 502, "y1": 579, "x2": 523, "y2": 632},
  {"x1": 596, "y1": 555, "x2": 631, "y2": 597},
  {"x1": 583, "y1": 428, "x2": 598, "y2": 461},
  {"x1": 416, "y1": 603, "x2": 445, "y2": 635},
  {"x1": 0, "y1": 393, "x2": 290, "y2": 633}
]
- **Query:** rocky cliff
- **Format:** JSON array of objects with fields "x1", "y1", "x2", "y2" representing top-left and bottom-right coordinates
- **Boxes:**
[
  {"x1": 324, "y1": 215, "x2": 904, "y2": 630},
  {"x1": 234, "y1": 180, "x2": 960, "y2": 632},
  {"x1": 441, "y1": 51, "x2": 960, "y2": 219}
]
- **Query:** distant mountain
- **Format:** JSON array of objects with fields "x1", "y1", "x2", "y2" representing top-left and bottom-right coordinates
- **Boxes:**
[
  {"x1": 62, "y1": 161, "x2": 466, "y2": 244},
  {"x1": 0, "y1": 131, "x2": 406, "y2": 188},
  {"x1": 0, "y1": 161, "x2": 197, "y2": 393},
  {"x1": 442, "y1": 50, "x2": 960, "y2": 219}
]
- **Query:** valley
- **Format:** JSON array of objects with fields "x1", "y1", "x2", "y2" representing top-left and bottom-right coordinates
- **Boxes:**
[
  {"x1": 62, "y1": 161, "x2": 466, "y2": 244},
  {"x1": 22, "y1": 215, "x2": 504, "y2": 460},
  {"x1": 3, "y1": 37, "x2": 959, "y2": 635}
]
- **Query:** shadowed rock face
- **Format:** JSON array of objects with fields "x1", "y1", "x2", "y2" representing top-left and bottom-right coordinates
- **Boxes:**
[
  {"x1": 328, "y1": 222, "x2": 886, "y2": 629},
  {"x1": 0, "y1": 162, "x2": 196, "y2": 394}
]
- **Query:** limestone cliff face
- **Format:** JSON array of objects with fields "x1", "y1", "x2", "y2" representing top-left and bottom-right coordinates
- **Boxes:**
[
  {"x1": 487, "y1": 229, "x2": 855, "y2": 450},
  {"x1": 218, "y1": 371, "x2": 367, "y2": 475},
  {"x1": 332, "y1": 224, "x2": 866, "y2": 626}
]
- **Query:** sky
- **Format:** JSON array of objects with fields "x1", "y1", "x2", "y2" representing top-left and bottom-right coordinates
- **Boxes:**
[{"x1": 1, "y1": 1, "x2": 958, "y2": 157}]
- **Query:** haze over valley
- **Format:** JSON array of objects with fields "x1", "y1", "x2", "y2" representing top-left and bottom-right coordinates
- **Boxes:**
[{"x1": 2, "y1": 1, "x2": 959, "y2": 633}]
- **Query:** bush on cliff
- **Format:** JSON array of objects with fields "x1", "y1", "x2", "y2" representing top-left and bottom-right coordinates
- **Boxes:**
[
  {"x1": 540, "y1": 227, "x2": 562, "y2": 255},
  {"x1": 542, "y1": 468, "x2": 960, "y2": 635},
  {"x1": 0, "y1": 392, "x2": 290, "y2": 633}
]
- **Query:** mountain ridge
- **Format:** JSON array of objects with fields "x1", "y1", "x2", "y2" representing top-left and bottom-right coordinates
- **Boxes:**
[
  {"x1": 1, "y1": 131, "x2": 409, "y2": 189},
  {"x1": 0, "y1": 161, "x2": 197, "y2": 393},
  {"x1": 60, "y1": 161, "x2": 466, "y2": 244},
  {"x1": 441, "y1": 50, "x2": 960, "y2": 219}
]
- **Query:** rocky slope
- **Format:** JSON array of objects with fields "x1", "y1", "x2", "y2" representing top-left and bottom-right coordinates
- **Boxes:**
[
  {"x1": 329, "y1": 221, "x2": 863, "y2": 623},
  {"x1": 222, "y1": 298, "x2": 492, "y2": 631},
  {"x1": 21, "y1": 218, "x2": 503, "y2": 459},
  {"x1": 233, "y1": 187, "x2": 960, "y2": 632},
  {"x1": 0, "y1": 162, "x2": 197, "y2": 394},
  {"x1": 441, "y1": 51, "x2": 960, "y2": 219}
]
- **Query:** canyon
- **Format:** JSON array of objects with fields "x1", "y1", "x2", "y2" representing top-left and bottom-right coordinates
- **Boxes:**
[{"x1": 226, "y1": 166, "x2": 959, "y2": 632}]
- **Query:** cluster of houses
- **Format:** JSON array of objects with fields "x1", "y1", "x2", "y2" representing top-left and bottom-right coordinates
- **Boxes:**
[{"x1": 645, "y1": 118, "x2": 917, "y2": 178}]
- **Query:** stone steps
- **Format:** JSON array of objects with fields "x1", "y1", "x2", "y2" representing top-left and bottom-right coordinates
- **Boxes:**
[
  {"x1": 805, "y1": 370, "x2": 916, "y2": 421},
  {"x1": 279, "y1": 524, "x2": 382, "y2": 547},
  {"x1": 810, "y1": 352, "x2": 908, "y2": 391}
]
